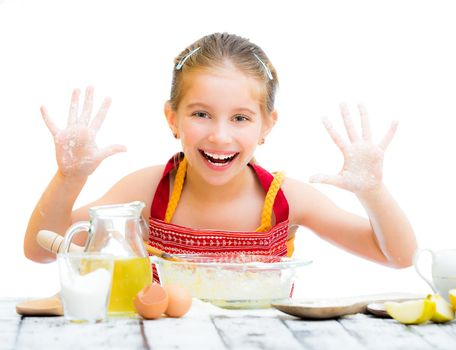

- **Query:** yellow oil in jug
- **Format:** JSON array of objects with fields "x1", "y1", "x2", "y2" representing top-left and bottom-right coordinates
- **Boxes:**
[{"x1": 108, "y1": 257, "x2": 152, "y2": 315}]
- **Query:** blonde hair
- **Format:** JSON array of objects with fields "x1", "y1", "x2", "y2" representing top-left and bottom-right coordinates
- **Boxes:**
[{"x1": 169, "y1": 33, "x2": 279, "y2": 116}]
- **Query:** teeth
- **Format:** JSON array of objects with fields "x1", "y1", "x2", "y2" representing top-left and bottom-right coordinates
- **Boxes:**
[
  {"x1": 207, "y1": 159, "x2": 226, "y2": 166},
  {"x1": 203, "y1": 151, "x2": 236, "y2": 160}
]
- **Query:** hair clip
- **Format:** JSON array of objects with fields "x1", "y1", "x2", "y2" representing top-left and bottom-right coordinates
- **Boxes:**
[
  {"x1": 253, "y1": 53, "x2": 273, "y2": 80},
  {"x1": 176, "y1": 47, "x2": 201, "y2": 70}
]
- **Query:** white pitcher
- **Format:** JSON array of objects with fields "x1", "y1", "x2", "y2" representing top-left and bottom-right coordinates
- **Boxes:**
[{"x1": 413, "y1": 248, "x2": 456, "y2": 301}]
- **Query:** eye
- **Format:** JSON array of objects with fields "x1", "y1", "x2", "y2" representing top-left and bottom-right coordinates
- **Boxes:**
[
  {"x1": 233, "y1": 114, "x2": 249, "y2": 122},
  {"x1": 192, "y1": 111, "x2": 210, "y2": 119}
]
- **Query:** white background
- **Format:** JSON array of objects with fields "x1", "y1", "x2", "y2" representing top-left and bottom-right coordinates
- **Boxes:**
[{"x1": 1, "y1": 0, "x2": 455, "y2": 298}]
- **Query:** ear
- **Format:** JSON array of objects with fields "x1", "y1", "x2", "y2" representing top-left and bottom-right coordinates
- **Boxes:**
[
  {"x1": 261, "y1": 110, "x2": 278, "y2": 140},
  {"x1": 164, "y1": 101, "x2": 178, "y2": 137}
]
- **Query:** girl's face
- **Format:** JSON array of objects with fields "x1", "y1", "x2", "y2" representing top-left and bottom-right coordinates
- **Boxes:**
[{"x1": 166, "y1": 65, "x2": 276, "y2": 186}]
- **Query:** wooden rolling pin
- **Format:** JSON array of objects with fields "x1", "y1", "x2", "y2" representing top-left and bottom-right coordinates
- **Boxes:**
[
  {"x1": 36, "y1": 229, "x2": 84, "y2": 254},
  {"x1": 37, "y1": 229, "x2": 181, "y2": 261}
]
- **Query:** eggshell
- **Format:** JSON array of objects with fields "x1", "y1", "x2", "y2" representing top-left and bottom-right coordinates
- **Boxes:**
[
  {"x1": 134, "y1": 283, "x2": 168, "y2": 319},
  {"x1": 164, "y1": 285, "x2": 192, "y2": 317}
]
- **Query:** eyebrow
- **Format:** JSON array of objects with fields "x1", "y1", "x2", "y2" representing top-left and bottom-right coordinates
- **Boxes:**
[{"x1": 185, "y1": 102, "x2": 257, "y2": 115}]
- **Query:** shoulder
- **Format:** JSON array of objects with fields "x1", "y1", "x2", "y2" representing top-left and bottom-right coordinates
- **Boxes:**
[
  {"x1": 72, "y1": 164, "x2": 166, "y2": 223},
  {"x1": 118, "y1": 165, "x2": 166, "y2": 188},
  {"x1": 106, "y1": 165, "x2": 166, "y2": 205},
  {"x1": 281, "y1": 177, "x2": 318, "y2": 201},
  {"x1": 281, "y1": 176, "x2": 340, "y2": 226}
]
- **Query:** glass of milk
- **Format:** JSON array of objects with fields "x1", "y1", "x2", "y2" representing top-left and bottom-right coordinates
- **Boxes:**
[{"x1": 58, "y1": 252, "x2": 114, "y2": 323}]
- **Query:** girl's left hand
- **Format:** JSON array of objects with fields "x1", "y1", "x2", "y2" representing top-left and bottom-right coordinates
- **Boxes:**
[{"x1": 309, "y1": 103, "x2": 398, "y2": 193}]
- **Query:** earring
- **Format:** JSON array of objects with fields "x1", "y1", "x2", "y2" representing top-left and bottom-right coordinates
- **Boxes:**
[
  {"x1": 259, "y1": 138, "x2": 265, "y2": 145},
  {"x1": 173, "y1": 132, "x2": 178, "y2": 139}
]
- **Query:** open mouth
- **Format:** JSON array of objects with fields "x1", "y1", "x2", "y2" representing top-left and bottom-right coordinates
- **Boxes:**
[{"x1": 199, "y1": 150, "x2": 239, "y2": 167}]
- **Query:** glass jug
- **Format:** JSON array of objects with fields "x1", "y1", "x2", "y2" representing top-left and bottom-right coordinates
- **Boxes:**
[{"x1": 61, "y1": 201, "x2": 152, "y2": 315}]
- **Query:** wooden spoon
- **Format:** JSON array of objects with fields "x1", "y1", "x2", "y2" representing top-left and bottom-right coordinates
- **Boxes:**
[{"x1": 143, "y1": 241, "x2": 183, "y2": 262}]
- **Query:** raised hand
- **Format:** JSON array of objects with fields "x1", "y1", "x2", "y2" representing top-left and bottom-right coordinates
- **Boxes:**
[
  {"x1": 310, "y1": 103, "x2": 397, "y2": 193},
  {"x1": 40, "y1": 86, "x2": 126, "y2": 178}
]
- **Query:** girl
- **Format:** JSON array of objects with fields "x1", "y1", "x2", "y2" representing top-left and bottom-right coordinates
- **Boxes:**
[{"x1": 24, "y1": 33, "x2": 417, "y2": 273}]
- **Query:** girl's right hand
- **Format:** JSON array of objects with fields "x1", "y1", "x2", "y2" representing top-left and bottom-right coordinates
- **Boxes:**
[{"x1": 40, "y1": 86, "x2": 126, "y2": 179}]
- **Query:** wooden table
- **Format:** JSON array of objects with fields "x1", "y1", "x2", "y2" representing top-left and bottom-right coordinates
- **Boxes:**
[{"x1": 2, "y1": 298, "x2": 456, "y2": 350}]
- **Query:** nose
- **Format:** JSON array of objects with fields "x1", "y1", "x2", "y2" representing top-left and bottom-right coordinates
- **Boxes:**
[{"x1": 208, "y1": 120, "x2": 233, "y2": 144}]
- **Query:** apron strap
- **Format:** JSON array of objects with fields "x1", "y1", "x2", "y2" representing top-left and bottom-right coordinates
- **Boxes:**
[
  {"x1": 150, "y1": 153, "x2": 185, "y2": 220},
  {"x1": 249, "y1": 163, "x2": 289, "y2": 230},
  {"x1": 165, "y1": 157, "x2": 187, "y2": 223},
  {"x1": 255, "y1": 171, "x2": 285, "y2": 232}
]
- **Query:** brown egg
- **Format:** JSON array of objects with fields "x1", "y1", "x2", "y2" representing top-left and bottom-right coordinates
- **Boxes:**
[
  {"x1": 134, "y1": 283, "x2": 168, "y2": 319},
  {"x1": 164, "y1": 285, "x2": 192, "y2": 317}
]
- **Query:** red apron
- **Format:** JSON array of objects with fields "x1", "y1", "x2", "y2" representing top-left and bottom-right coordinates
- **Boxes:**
[{"x1": 148, "y1": 153, "x2": 290, "y2": 282}]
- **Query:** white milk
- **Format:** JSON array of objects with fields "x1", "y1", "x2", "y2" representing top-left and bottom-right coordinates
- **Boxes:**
[{"x1": 60, "y1": 268, "x2": 112, "y2": 322}]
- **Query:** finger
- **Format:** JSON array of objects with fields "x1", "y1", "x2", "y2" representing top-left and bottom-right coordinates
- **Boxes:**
[
  {"x1": 80, "y1": 86, "x2": 94, "y2": 125},
  {"x1": 379, "y1": 120, "x2": 398, "y2": 150},
  {"x1": 309, "y1": 173, "x2": 342, "y2": 186},
  {"x1": 322, "y1": 117, "x2": 349, "y2": 155},
  {"x1": 68, "y1": 88, "x2": 80, "y2": 125},
  {"x1": 90, "y1": 97, "x2": 112, "y2": 134},
  {"x1": 358, "y1": 104, "x2": 372, "y2": 141},
  {"x1": 340, "y1": 102, "x2": 360, "y2": 143},
  {"x1": 96, "y1": 144, "x2": 127, "y2": 162},
  {"x1": 40, "y1": 106, "x2": 60, "y2": 137}
]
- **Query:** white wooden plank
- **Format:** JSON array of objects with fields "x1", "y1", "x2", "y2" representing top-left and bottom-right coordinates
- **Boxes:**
[
  {"x1": 213, "y1": 316, "x2": 302, "y2": 350},
  {"x1": 438, "y1": 322, "x2": 456, "y2": 337},
  {"x1": 15, "y1": 317, "x2": 146, "y2": 350},
  {"x1": 0, "y1": 319, "x2": 21, "y2": 350},
  {"x1": 3, "y1": 295, "x2": 456, "y2": 350},
  {"x1": 409, "y1": 323, "x2": 456, "y2": 350},
  {"x1": 339, "y1": 314, "x2": 434, "y2": 350},
  {"x1": 0, "y1": 299, "x2": 22, "y2": 320},
  {"x1": 187, "y1": 299, "x2": 286, "y2": 319},
  {"x1": 284, "y1": 318, "x2": 364, "y2": 350},
  {"x1": 142, "y1": 316, "x2": 227, "y2": 349},
  {"x1": 0, "y1": 299, "x2": 22, "y2": 350}
]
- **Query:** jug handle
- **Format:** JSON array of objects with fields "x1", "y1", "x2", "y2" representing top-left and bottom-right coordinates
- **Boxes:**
[
  {"x1": 413, "y1": 248, "x2": 437, "y2": 293},
  {"x1": 61, "y1": 221, "x2": 91, "y2": 254}
]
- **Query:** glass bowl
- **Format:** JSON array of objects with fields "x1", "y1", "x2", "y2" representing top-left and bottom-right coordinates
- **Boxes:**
[{"x1": 150, "y1": 254, "x2": 311, "y2": 309}]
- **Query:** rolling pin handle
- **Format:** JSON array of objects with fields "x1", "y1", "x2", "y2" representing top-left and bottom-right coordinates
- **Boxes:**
[{"x1": 37, "y1": 229, "x2": 84, "y2": 254}]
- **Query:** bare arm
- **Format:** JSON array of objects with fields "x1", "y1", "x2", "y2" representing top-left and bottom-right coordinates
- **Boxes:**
[
  {"x1": 355, "y1": 184, "x2": 416, "y2": 267},
  {"x1": 24, "y1": 87, "x2": 126, "y2": 262},
  {"x1": 289, "y1": 103, "x2": 416, "y2": 268},
  {"x1": 285, "y1": 179, "x2": 415, "y2": 267},
  {"x1": 24, "y1": 172, "x2": 87, "y2": 263}
]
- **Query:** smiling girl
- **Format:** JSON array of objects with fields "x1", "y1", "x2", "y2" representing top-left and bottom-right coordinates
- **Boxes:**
[{"x1": 24, "y1": 33, "x2": 417, "y2": 274}]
